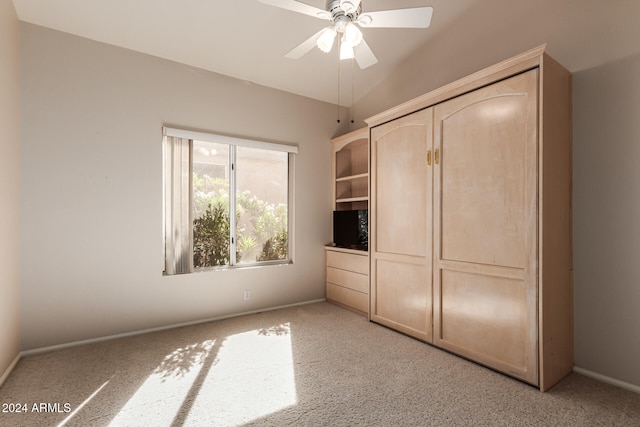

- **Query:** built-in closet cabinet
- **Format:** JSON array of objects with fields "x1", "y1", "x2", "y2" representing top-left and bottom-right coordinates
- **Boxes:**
[
  {"x1": 370, "y1": 109, "x2": 433, "y2": 342},
  {"x1": 432, "y1": 69, "x2": 539, "y2": 385},
  {"x1": 367, "y1": 45, "x2": 572, "y2": 391}
]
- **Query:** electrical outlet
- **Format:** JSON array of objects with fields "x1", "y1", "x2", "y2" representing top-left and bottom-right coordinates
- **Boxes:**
[{"x1": 243, "y1": 290, "x2": 251, "y2": 301}]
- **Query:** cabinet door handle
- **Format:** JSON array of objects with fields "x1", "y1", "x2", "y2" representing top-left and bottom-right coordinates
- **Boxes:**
[
  {"x1": 427, "y1": 150, "x2": 432, "y2": 166},
  {"x1": 435, "y1": 148, "x2": 440, "y2": 165}
]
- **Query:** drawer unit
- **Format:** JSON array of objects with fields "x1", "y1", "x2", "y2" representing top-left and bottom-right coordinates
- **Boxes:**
[
  {"x1": 326, "y1": 283, "x2": 368, "y2": 314},
  {"x1": 325, "y1": 247, "x2": 369, "y2": 315},
  {"x1": 326, "y1": 250, "x2": 368, "y2": 274},
  {"x1": 327, "y1": 267, "x2": 368, "y2": 294}
]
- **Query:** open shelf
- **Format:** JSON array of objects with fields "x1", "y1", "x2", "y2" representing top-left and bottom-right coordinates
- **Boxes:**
[
  {"x1": 336, "y1": 172, "x2": 368, "y2": 182},
  {"x1": 336, "y1": 196, "x2": 368, "y2": 203},
  {"x1": 333, "y1": 129, "x2": 369, "y2": 209},
  {"x1": 327, "y1": 127, "x2": 370, "y2": 316}
]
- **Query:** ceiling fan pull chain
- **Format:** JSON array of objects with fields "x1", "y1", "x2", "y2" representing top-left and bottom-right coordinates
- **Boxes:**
[
  {"x1": 350, "y1": 57, "x2": 355, "y2": 124},
  {"x1": 337, "y1": 38, "x2": 341, "y2": 123}
]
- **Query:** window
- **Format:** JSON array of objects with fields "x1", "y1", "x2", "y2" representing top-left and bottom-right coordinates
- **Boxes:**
[{"x1": 163, "y1": 127, "x2": 297, "y2": 275}]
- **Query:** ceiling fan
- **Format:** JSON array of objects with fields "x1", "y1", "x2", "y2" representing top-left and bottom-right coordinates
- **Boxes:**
[{"x1": 259, "y1": 0, "x2": 433, "y2": 69}]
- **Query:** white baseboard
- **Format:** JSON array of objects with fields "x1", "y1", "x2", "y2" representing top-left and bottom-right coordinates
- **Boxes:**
[
  {"x1": 573, "y1": 366, "x2": 640, "y2": 394},
  {"x1": 0, "y1": 352, "x2": 21, "y2": 388},
  {"x1": 22, "y1": 298, "x2": 326, "y2": 357}
]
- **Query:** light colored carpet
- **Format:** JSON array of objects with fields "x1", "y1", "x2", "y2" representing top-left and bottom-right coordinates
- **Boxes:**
[{"x1": 1, "y1": 302, "x2": 639, "y2": 426}]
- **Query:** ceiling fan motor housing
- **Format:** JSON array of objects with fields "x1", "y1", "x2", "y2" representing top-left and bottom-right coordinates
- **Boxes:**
[{"x1": 326, "y1": 0, "x2": 361, "y2": 30}]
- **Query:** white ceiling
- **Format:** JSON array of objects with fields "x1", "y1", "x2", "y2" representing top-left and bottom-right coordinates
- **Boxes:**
[{"x1": 12, "y1": 0, "x2": 640, "y2": 106}]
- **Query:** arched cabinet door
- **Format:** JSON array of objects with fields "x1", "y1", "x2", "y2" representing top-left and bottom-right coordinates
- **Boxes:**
[
  {"x1": 370, "y1": 108, "x2": 434, "y2": 342},
  {"x1": 433, "y1": 69, "x2": 539, "y2": 385}
]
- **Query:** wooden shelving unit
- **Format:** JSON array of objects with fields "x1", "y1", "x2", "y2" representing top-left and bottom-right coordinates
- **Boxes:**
[
  {"x1": 326, "y1": 127, "x2": 369, "y2": 316},
  {"x1": 333, "y1": 131, "x2": 369, "y2": 212}
]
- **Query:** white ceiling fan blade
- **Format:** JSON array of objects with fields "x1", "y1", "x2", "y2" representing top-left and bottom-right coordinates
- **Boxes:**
[
  {"x1": 358, "y1": 7, "x2": 433, "y2": 28},
  {"x1": 353, "y1": 39, "x2": 378, "y2": 69},
  {"x1": 285, "y1": 27, "x2": 328, "y2": 59},
  {"x1": 258, "y1": 0, "x2": 331, "y2": 20},
  {"x1": 340, "y1": 0, "x2": 362, "y2": 14}
]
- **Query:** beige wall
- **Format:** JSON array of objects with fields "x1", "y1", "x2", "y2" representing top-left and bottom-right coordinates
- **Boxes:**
[
  {"x1": 350, "y1": 0, "x2": 640, "y2": 389},
  {"x1": 0, "y1": 0, "x2": 21, "y2": 382},
  {"x1": 572, "y1": 53, "x2": 640, "y2": 388},
  {"x1": 20, "y1": 23, "x2": 342, "y2": 350},
  {"x1": 350, "y1": 0, "x2": 640, "y2": 128}
]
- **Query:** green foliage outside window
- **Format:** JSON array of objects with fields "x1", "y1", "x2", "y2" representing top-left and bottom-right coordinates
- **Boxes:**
[
  {"x1": 193, "y1": 202, "x2": 231, "y2": 267},
  {"x1": 192, "y1": 174, "x2": 288, "y2": 268},
  {"x1": 259, "y1": 229, "x2": 288, "y2": 261}
]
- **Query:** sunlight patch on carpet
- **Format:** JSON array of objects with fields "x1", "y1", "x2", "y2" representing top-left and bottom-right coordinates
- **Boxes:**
[
  {"x1": 106, "y1": 323, "x2": 296, "y2": 426},
  {"x1": 183, "y1": 322, "x2": 297, "y2": 426},
  {"x1": 58, "y1": 379, "x2": 111, "y2": 427},
  {"x1": 109, "y1": 339, "x2": 216, "y2": 426}
]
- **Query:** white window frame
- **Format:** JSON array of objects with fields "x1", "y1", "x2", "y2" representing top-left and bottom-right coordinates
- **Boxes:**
[{"x1": 163, "y1": 126, "x2": 298, "y2": 275}]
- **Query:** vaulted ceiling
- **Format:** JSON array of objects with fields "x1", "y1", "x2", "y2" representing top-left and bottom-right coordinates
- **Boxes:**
[{"x1": 12, "y1": 0, "x2": 640, "y2": 106}]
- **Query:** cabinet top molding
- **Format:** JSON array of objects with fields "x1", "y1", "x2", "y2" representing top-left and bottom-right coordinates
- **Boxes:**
[
  {"x1": 331, "y1": 126, "x2": 367, "y2": 143},
  {"x1": 331, "y1": 126, "x2": 368, "y2": 152},
  {"x1": 366, "y1": 44, "x2": 549, "y2": 127}
]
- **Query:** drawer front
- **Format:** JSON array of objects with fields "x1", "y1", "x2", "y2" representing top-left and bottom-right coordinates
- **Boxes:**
[
  {"x1": 326, "y1": 250, "x2": 369, "y2": 275},
  {"x1": 327, "y1": 267, "x2": 369, "y2": 294},
  {"x1": 326, "y1": 283, "x2": 369, "y2": 314}
]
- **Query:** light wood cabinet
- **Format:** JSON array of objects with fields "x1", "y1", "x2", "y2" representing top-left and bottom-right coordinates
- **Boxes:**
[
  {"x1": 333, "y1": 128, "x2": 369, "y2": 211},
  {"x1": 366, "y1": 45, "x2": 572, "y2": 391},
  {"x1": 370, "y1": 109, "x2": 433, "y2": 341},
  {"x1": 325, "y1": 247, "x2": 369, "y2": 314},
  {"x1": 326, "y1": 128, "x2": 369, "y2": 315},
  {"x1": 433, "y1": 69, "x2": 539, "y2": 384}
]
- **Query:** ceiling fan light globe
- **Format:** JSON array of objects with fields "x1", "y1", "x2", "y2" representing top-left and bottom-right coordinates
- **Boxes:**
[
  {"x1": 339, "y1": 42, "x2": 355, "y2": 60},
  {"x1": 317, "y1": 27, "x2": 337, "y2": 53},
  {"x1": 343, "y1": 22, "x2": 363, "y2": 46}
]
